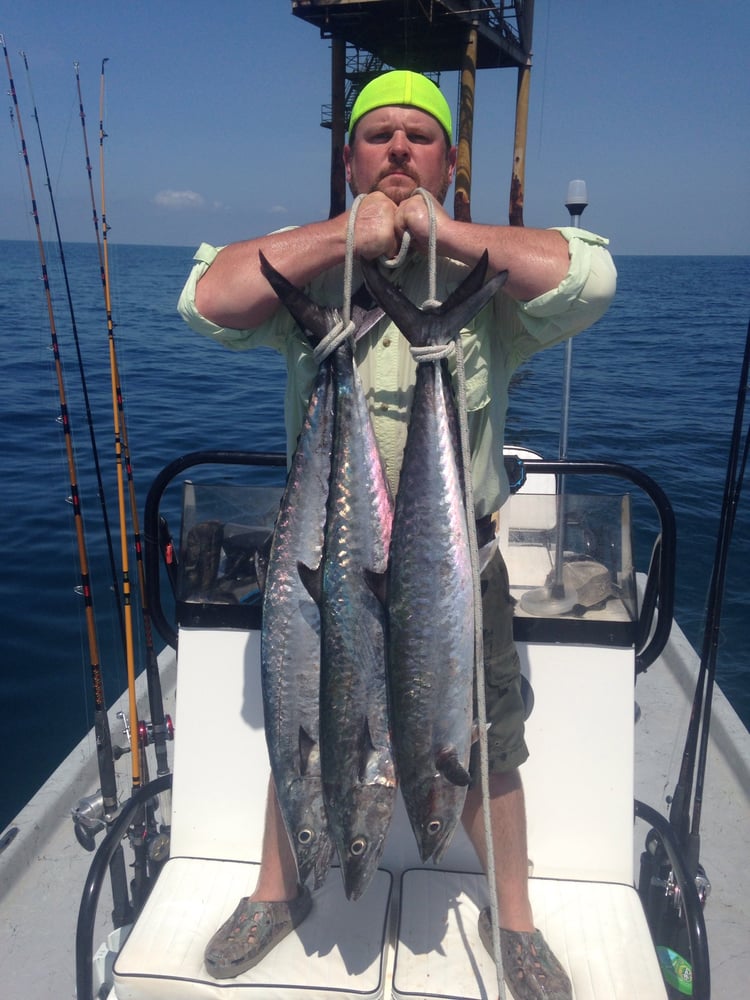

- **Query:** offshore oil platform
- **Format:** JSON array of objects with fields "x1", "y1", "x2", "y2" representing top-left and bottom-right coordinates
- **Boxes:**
[{"x1": 291, "y1": 1, "x2": 535, "y2": 223}]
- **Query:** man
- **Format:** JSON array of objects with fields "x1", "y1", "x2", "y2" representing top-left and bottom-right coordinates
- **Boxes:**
[{"x1": 179, "y1": 70, "x2": 616, "y2": 999}]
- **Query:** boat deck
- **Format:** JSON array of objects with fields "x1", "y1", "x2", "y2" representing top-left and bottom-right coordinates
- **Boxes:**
[{"x1": 1, "y1": 612, "x2": 748, "y2": 999}]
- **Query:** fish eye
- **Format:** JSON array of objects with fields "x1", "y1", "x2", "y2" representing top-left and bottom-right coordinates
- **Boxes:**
[
  {"x1": 350, "y1": 836, "x2": 368, "y2": 857},
  {"x1": 427, "y1": 819, "x2": 442, "y2": 835},
  {"x1": 297, "y1": 828, "x2": 314, "y2": 846}
]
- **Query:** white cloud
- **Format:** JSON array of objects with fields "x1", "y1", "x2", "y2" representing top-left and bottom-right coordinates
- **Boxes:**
[
  {"x1": 269, "y1": 205, "x2": 288, "y2": 215},
  {"x1": 153, "y1": 189, "x2": 206, "y2": 210}
]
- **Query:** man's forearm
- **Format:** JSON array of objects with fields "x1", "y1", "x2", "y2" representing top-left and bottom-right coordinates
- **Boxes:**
[
  {"x1": 194, "y1": 215, "x2": 349, "y2": 330},
  {"x1": 435, "y1": 220, "x2": 571, "y2": 302},
  {"x1": 390, "y1": 194, "x2": 571, "y2": 302}
]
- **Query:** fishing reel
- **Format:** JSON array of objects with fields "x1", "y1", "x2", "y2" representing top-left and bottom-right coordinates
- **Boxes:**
[
  {"x1": 137, "y1": 714, "x2": 174, "y2": 748},
  {"x1": 652, "y1": 857, "x2": 712, "y2": 921},
  {"x1": 115, "y1": 710, "x2": 175, "y2": 753},
  {"x1": 638, "y1": 828, "x2": 711, "y2": 998},
  {"x1": 71, "y1": 791, "x2": 110, "y2": 852},
  {"x1": 72, "y1": 714, "x2": 174, "y2": 852},
  {"x1": 640, "y1": 828, "x2": 711, "y2": 922}
]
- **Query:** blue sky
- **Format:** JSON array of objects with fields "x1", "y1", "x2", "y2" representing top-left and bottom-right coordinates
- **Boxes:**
[{"x1": 2, "y1": 1, "x2": 749, "y2": 254}]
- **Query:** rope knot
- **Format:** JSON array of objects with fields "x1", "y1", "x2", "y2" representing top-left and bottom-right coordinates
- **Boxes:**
[
  {"x1": 410, "y1": 341, "x2": 455, "y2": 363},
  {"x1": 313, "y1": 317, "x2": 356, "y2": 363}
]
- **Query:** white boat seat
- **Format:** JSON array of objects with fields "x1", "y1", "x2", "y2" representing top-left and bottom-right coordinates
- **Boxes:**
[
  {"x1": 392, "y1": 869, "x2": 668, "y2": 1000},
  {"x1": 112, "y1": 512, "x2": 661, "y2": 1000},
  {"x1": 113, "y1": 627, "x2": 394, "y2": 1000},
  {"x1": 113, "y1": 859, "x2": 392, "y2": 1000}
]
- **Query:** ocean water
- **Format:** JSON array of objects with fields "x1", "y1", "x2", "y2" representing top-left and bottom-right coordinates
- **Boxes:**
[{"x1": 1, "y1": 240, "x2": 748, "y2": 832}]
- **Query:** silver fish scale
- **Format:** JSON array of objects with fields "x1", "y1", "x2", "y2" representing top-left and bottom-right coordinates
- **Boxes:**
[
  {"x1": 318, "y1": 338, "x2": 396, "y2": 901},
  {"x1": 261, "y1": 361, "x2": 336, "y2": 889},
  {"x1": 387, "y1": 357, "x2": 475, "y2": 863}
]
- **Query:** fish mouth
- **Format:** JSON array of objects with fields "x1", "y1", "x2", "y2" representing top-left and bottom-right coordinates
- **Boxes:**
[
  {"x1": 341, "y1": 828, "x2": 389, "y2": 901},
  {"x1": 295, "y1": 827, "x2": 336, "y2": 891},
  {"x1": 331, "y1": 784, "x2": 396, "y2": 900},
  {"x1": 419, "y1": 819, "x2": 455, "y2": 864}
]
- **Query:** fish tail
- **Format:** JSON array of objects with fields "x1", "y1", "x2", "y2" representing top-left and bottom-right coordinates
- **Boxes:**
[
  {"x1": 259, "y1": 250, "x2": 335, "y2": 345},
  {"x1": 361, "y1": 251, "x2": 508, "y2": 348}
]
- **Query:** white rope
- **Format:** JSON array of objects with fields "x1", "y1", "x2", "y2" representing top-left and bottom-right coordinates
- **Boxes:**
[
  {"x1": 341, "y1": 194, "x2": 362, "y2": 326},
  {"x1": 409, "y1": 341, "x2": 454, "y2": 363},
  {"x1": 456, "y1": 334, "x2": 507, "y2": 1000},
  {"x1": 380, "y1": 229, "x2": 412, "y2": 268},
  {"x1": 312, "y1": 318, "x2": 354, "y2": 364},
  {"x1": 313, "y1": 195, "x2": 363, "y2": 363}
]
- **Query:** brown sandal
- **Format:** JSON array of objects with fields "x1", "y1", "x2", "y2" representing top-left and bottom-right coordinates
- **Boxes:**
[
  {"x1": 205, "y1": 886, "x2": 312, "y2": 979},
  {"x1": 478, "y1": 907, "x2": 572, "y2": 1000}
]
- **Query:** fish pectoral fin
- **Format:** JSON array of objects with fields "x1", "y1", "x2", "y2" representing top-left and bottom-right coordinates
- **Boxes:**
[
  {"x1": 298, "y1": 725, "x2": 316, "y2": 777},
  {"x1": 297, "y1": 559, "x2": 323, "y2": 605},
  {"x1": 436, "y1": 747, "x2": 472, "y2": 787},
  {"x1": 357, "y1": 717, "x2": 378, "y2": 782}
]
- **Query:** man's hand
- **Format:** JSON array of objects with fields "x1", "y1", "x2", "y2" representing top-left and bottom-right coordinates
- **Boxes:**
[
  {"x1": 353, "y1": 190, "x2": 453, "y2": 262},
  {"x1": 394, "y1": 192, "x2": 451, "y2": 254},
  {"x1": 352, "y1": 192, "x2": 400, "y2": 261}
]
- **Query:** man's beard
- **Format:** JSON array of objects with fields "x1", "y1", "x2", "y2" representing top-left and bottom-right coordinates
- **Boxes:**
[{"x1": 350, "y1": 167, "x2": 450, "y2": 205}]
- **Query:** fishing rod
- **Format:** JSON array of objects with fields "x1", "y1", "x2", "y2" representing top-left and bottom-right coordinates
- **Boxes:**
[
  {"x1": 19, "y1": 49, "x2": 126, "y2": 659},
  {"x1": 669, "y1": 316, "x2": 750, "y2": 870},
  {"x1": 92, "y1": 57, "x2": 142, "y2": 804},
  {"x1": 2, "y1": 34, "x2": 132, "y2": 927},
  {"x1": 92, "y1": 55, "x2": 147, "y2": 906},
  {"x1": 642, "y1": 319, "x2": 748, "y2": 998},
  {"x1": 94, "y1": 58, "x2": 173, "y2": 891},
  {"x1": 74, "y1": 62, "x2": 104, "y2": 262},
  {"x1": 689, "y1": 321, "x2": 750, "y2": 840},
  {"x1": 78, "y1": 59, "x2": 172, "y2": 802}
]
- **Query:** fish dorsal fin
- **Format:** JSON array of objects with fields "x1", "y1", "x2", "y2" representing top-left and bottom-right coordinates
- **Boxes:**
[{"x1": 436, "y1": 746, "x2": 472, "y2": 787}]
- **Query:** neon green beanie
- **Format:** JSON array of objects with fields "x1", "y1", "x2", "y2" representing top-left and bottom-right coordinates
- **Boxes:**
[{"x1": 348, "y1": 70, "x2": 452, "y2": 140}]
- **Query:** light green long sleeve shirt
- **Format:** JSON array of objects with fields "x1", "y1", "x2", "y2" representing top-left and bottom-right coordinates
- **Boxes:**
[{"x1": 178, "y1": 228, "x2": 616, "y2": 516}]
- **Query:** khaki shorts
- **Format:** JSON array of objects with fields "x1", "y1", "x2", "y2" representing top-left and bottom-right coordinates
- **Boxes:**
[{"x1": 469, "y1": 546, "x2": 529, "y2": 779}]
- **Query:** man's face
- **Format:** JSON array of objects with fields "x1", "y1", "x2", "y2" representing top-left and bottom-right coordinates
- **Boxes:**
[{"x1": 344, "y1": 106, "x2": 456, "y2": 205}]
